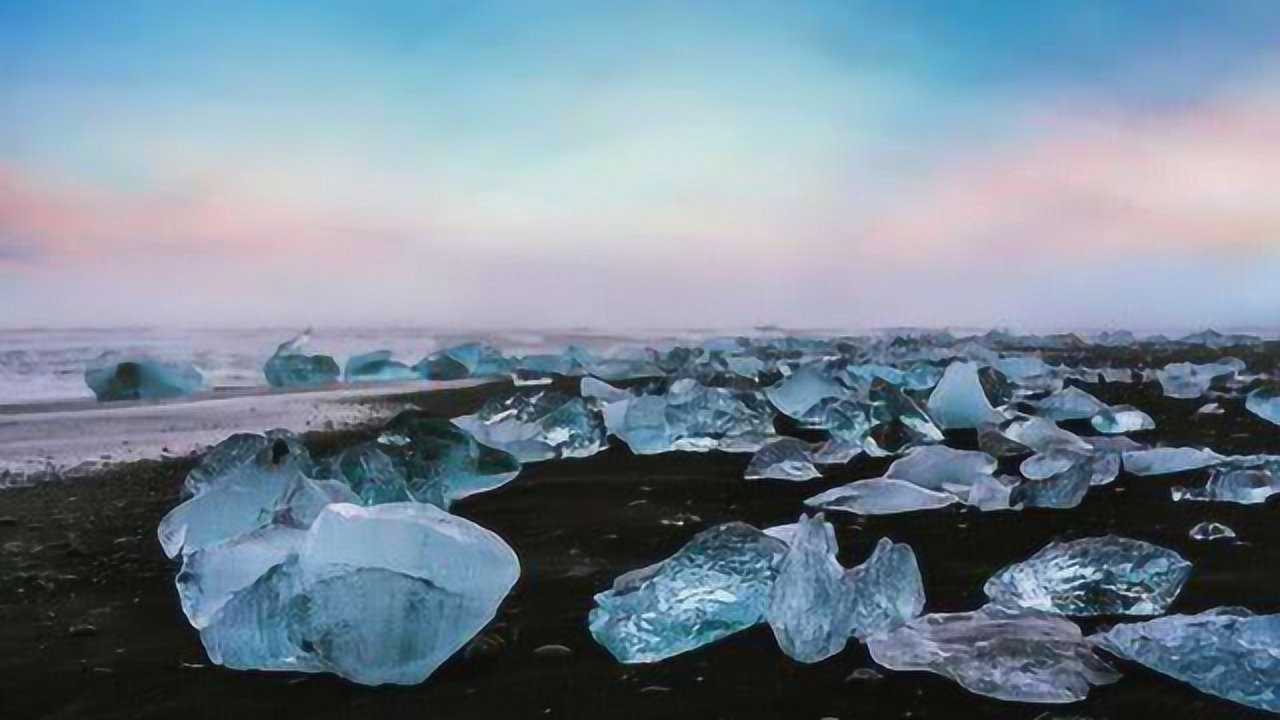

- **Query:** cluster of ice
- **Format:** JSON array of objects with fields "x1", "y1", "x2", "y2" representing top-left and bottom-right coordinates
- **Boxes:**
[
  {"x1": 589, "y1": 514, "x2": 924, "y2": 666},
  {"x1": 452, "y1": 389, "x2": 607, "y2": 462},
  {"x1": 158, "y1": 421, "x2": 521, "y2": 685}
]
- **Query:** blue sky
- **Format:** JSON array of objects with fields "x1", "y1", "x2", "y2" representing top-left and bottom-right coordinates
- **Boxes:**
[{"x1": 2, "y1": 1, "x2": 1278, "y2": 329}]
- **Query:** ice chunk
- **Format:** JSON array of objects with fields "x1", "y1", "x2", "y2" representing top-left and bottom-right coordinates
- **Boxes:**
[
  {"x1": 883, "y1": 445, "x2": 997, "y2": 494},
  {"x1": 984, "y1": 536, "x2": 1190, "y2": 616},
  {"x1": 1035, "y1": 387, "x2": 1108, "y2": 422},
  {"x1": 1155, "y1": 360, "x2": 1240, "y2": 399},
  {"x1": 1122, "y1": 447, "x2": 1225, "y2": 476},
  {"x1": 1090, "y1": 405, "x2": 1155, "y2": 434},
  {"x1": 452, "y1": 390, "x2": 606, "y2": 462},
  {"x1": 264, "y1": 331, "x2": 340, "y2": 388},
  {"x1": 580, "y1": 377, "x2": 631, "y2": 403},
  {"x1": 184, "y1": 433, "x2": 271, "y2": 497},
  {"x1": 867, "y1": 604, "x2": 1119, "y2": 703},
  {"x1": 765, "y1": 364, "x2": 850, "y2": 423},
  {"x1": 1001, "y1": 416, "x2": 1092, "y2": 454},
  {"x1": 767, "y1": 514, "x2": 853, "y2": 662},
  {"x1": 1189, "y1": 521, "x2": 1236, "y2": 541},
  {"x1": 1093, "y1": 608, "x2": 1280, "y2": 713},
  {"x1": 1014, "y1": 459, "x2": 1093, "y2": 509},
  {"x1": 866, "y1": 379, "x2": 944, "y2": 452},
  {"x1": 588, "y1": 522, "x2": 787, "y2": 663},
  {"x1": 344, "y1": 350, "x2": 417, "y2": 383},
  {"x1": 200, "y1": 503, "x2": 519, "y2": 686},
  {"x1": 977, "y1": 423, "x2": 1033, "y2": 458},
  {"x1": 443, "y1": 342, "x2": 512, "y2": 376},
  {"x1": 1172, "y1": 466, "x2": 1280, "y2": 504},
  {"x1": 966, "y1": 474, "x2": 1021, "y2": 511},
  {"x1": 926, "y1": 361, "x2": 1001, "y2": 429},
  {"x1": 607, "y1": 380, "x2": 775, "y2": 455},
  {"x1": 805, "y1": 478, "x2": 958, "y2": 515},
  {"x1": 85, "y1": 358, "x2": 204, "y2": 402},
  {"x1": 379, "y1": 411, "x2": 522, "y2": 504},
  {"x1": 1246, "y1": 385, "x2": 1280, "y2": 426},
  {"x1": 745, "y1": 438, "x2": 821, "y2": 481},
  {"x1": 176, "y1": 525, "x2": 306, "y2": 628},
  {"x1": 326, "y1": 442, "x2": 414, "y2": 505},
  {"x1": 1195, "y1": 402, "x2": 1224, "y2": 416},
  {"x1": 412, "y1": 351, "x2": 470, "y2": 380},
  {"x1": 845, "y1": 537, "x2": 926, "y2": 639}
]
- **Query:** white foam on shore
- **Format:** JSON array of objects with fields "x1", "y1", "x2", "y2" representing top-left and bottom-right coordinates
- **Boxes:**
[{"x1": 0, "y1": 379, "x2": 494, "y2": 487}]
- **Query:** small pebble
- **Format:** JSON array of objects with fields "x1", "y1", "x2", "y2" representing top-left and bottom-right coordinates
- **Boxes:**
[
  {"x1": 68, "y1": 624, "x2": 98, "y2": 637},
  {"x1": 533, "y1": 643, "x2": 573, "y2": 658}
]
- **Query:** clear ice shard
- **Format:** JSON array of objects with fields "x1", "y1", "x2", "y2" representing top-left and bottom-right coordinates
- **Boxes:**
[
  {"x1": 1172, "y1": 466, "x2": 1280, "y2": 504},
  {"x1": 882, "y1": 446, "x2": 997, "y2": 495},
  {"x1": 984, "y1": 536, "x2": 1191, "y2": 616},
  {"x1": 452, "y1": 389, "x2": 606, "y2": 462},
  {"x1": 867, "y1": 604, "x2": 1119, "y2": 704},
  {"x1": 263, "y1": 331, "x2": 340, "y2": 388},
  {"x1": 1121, "y1": 447, "x2": 1225, "y2": 476},
  {"x1": 412, "y1": 350, "x2": 470, "y2": 380},
  {"x1": 378, "y1": 411, "x2": 522, "y2": 505},
  {"x1": 1093, "y1": 608, "x2": 1280, "y2": 713},
  {"x1": 767, "y1": 514, "x2": 853, "y2": 662},
  {"x1": 1014, "y1": 459, "x2": 1093, "y2": 509},
  {"x1": 745, "y1": 438, "x2": 821, "y2": 481},
  {"x1": 84, "y1": 358, "x2": 204, "y2": 401},
  {"x1": 588, "y1": 522, "x2": 787, "y2": 663},
  {"x1": 1034, "y1": 387, "x2": 1109, "y2": 422},
  {"x1": 184, "y1": 433, "x2": 272, "y2": 497},
  {"x1": 1246, "y1": 386, "x2": 1280, "y2": 426},
  {"x1": 605, "y1": 380, "x2": 775, "y2": 454},
  {"x1": 580, "y1": 377, "x2": 631, "y2": 403},
  {"x1": 926, "y1": 361, "x2": 1001, "y2": 429},
  {"x1": 967, "y1": 474, "x2": 1021, "y2": 511},
  {"x1": 344, "y1": 350, "x2": 417, "y2": 383},
  {"x1": 326, "y1": 442, "x2": 415, "y2": 505},
  {"x1": 805, "y1": 478, "x2": 958, "y2": 515},
  {"x1": 845, "y1": 537, "x2": 926, "y2": 639},
  {"x1": 1154, "y1": 360, "x2": 1240, "y2": 399},
  {"x1": 1090, "y1": 405, "x2": 1155, "y2": 434},
  {"x1": 1188, "y1": 521, "x2": 1236, "y2": 540},
  {"x1": 199, "y1": 503, "x2": 520, "y2": 686},
  {"x1": 765, "y1": 364, "x2": 850, "y2": 424}
]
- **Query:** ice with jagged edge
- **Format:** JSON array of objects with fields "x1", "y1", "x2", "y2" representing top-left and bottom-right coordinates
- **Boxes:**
[
  {"x1": 84, "y1": 357, "x2": 205, "y2": 402},
  {"x1": 588, "y1": 522, "x2": 787, "y2": 663},
  {"x1": 1172, "y1": 463, "x2": 1280, "y2": 504},
  {"x1": 263, "y1": 330, "x2": 340, "y2": 388},
  {"x1": 1247, "y1": 385, "x2": 1280, "y2": 426},
  {"x1": 765, "y1": 515, "x2": 924, "y2": 663},
  {"x1": 984, "y1": 536, "x2": 1191, "y2": 616},
  {"x1": 1122, "y1": 447, "x2": 1226, "y2": 476},
  {"x1": 344, "y1": 350, "x2": 418, "y2": 383},
  {"x1": 198, "y1": 503, "x2": 519, "y2": 686},
  {"x1": 926, "y1": 361, "x2": 1001, "y2": 429},
  {"x1": 452, "y1": 389, "x2": 607, "y2": 462},
  {"x1": 1154, "y1": 359, "x2": 1243, "y2": 399},
  {"x1": 1034, "y1": 386, "x2": 1108, "y2": 421},
  {"x1": 603, "y1": 379, "x2": 776, "y2": 455},
  {"x1": 1189, "y1": 521, "x2": 1236, "y2": 541},
  {"x1": 1091, "y1": 405, "x2": 1155, "y2": 434},
  {"x1": 376, "y1": 411, "x2": 523, "y2": 505},
  {"x1": 805, "y1": 478, "x2": 959, "y2": 515},
  {"x1": 1093, "y1": 607, "x2": 1280, "y2": 713},
  {"x1": 868, "y1": 604, "x2": 1119, "y2": 703},
  {"x1": 745, "y1": 437, "x2": 821, "y2": 481}
]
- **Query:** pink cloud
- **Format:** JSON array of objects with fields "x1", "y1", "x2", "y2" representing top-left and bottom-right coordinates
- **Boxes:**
[{"x1": 863, "y1": 87, "x2": 1280, "y2": 265}]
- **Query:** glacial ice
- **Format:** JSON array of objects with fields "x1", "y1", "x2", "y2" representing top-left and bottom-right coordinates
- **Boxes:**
[
  {"x1": 1246, "y1": 385, "x2": 1280, "y2": 426},
  {"x1": 184, "y1": 433, "x2": 272, "y2": 497},
  {"x1": 926, "y1": 361, "x2": 1001, "y2": 429},
  {"x1": 1189, "y1": 521, "x2": 1236, "y2": 541},
  {"x1": 767, "y1": 514, "x2": 853, "y2": 662},
  {"x1": 452, "y1": 390, "x2": 606, "y2": 462},
  {"x1": 745, "y1": 438, "x2": 821, "y2": 481},
  {"x1": 412, "y1": 350, "x2": 470, "y2": 380},
  {"x1": 805, "y1": 478, "x2": 959, "y2": 515},
  {"x1": 85, "y1": 358, "x2": 204, "y2": 401},
  {"x1": 765, "y1": 515, "x2": 925, "y2": 662},
  {"x1": 1093, "y1": 608, "x2": 1280, "y2": 713},
  {"x1": 1121, "y1": 447, "x2": 1226, "y2": 476},
  {"x1": 765, "y1": 364, "x2": 850, "y2": 424},
  {"x1": 984, "y1": 536, "x2": 1191, "y2": 616},
  {"x1": 378, "y1": 411, "x2": 522, "y2": 505},
  {"x1": 867, "y1": 604, "x2": 1119, "y2": 703},
  {"x1": 1014, "y1": 458, "x2": 1093, "y2": 509},
  {"x1": 1035, "y1": 386, "x2": 1108, "y2": 422},
  {"x1": 1155, "y1": 360, "x2": 1242, "y2": 399},
  {"x1": 1171, "y1": 466, "x2": 1280, "y2": 504},
  {"x1": 589, "y1": 522, "x2": 788, "y2": 663},
  {"x1": 605, "y1": 380, "x2": 775, "y2": 455},
  {"x1": 263, "y1": 331, "x2": 340, "y2": 388},
  {"x1": 326, "y1": 442, "x2": 415, "y2": 505},
  {"x1": 344, "y1": 350, "x2": 417, "y2": 383},
  {"x1": 199, "y1": 503, "x2": 520, "y2": 686},
  {"x1": 1090, "y1": 405, "x2": 1155, "y2": 434},
  {"x1": 882, "y1": 445, "x2": 997, "y2": 495},
  {"x1": 845, "y1": 537, "x2": 926, "y2": 639}
]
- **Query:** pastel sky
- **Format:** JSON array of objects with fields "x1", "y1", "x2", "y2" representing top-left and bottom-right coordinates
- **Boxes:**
[{"x1": 2, "y1": 1, "x2": 1278, "y2": 330}]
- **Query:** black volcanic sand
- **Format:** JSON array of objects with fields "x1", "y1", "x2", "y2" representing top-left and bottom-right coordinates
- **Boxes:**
[{"x1": 3, "y1": 359, "x2": 1280, "y2": 720}]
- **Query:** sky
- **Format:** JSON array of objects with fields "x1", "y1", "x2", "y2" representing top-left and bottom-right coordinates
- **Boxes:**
[{"x1": 1, "y1": 0, "x2": 1278, "y2": 331}]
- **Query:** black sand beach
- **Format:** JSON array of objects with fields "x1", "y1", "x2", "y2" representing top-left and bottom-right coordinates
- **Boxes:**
[{"x1": 3, "y1": 364, "x2": 1280, "y2": 720}]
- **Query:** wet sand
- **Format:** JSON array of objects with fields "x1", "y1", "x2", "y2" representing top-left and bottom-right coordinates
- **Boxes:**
[{"x1": 2, "y1": 373, "x2": 1280, "y2": 719}]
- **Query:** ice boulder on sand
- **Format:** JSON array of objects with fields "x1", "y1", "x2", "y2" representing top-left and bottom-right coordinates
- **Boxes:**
[{"x1": 85, "y1": 357, "x2": 204, "y2": 401}]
